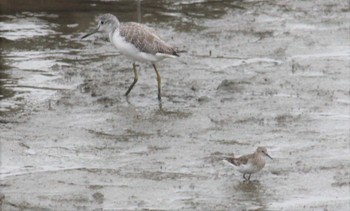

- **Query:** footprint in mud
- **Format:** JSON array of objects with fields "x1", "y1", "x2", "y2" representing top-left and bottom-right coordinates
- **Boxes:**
[
  {"x1": 236, "y1": 180, "x2": 263, "y2": 191},
  {"x1": 92, "y1": 192, "x2": 104, "y2": 204}
]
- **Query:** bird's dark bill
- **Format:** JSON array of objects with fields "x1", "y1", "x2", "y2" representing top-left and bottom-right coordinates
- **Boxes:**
[
  {"x1": 265, "y1": 153, "x2": 273, "y2": 160},
  {"x1": 81, "y1": 28, "x2": 99, "y2": 39}
]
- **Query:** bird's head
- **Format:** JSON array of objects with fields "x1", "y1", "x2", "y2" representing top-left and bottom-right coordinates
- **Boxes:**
[
  {"x1": 257, "y1": 146, "x2": 273, "y2": 160},
  {"x1": 81, "y1": 13, "x2": 119, "y2": 39}
]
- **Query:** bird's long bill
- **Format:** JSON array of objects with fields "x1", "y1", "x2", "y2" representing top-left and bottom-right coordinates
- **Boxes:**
[
  {"x1": 81, "y1": 27, "x2": 99, "y2": 39},
  {"x1": 265, "y1": 152, "x2": 273, "y2": 160}
]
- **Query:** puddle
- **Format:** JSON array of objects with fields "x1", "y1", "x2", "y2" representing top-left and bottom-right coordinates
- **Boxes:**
[{"x1": 0, "y1": 17, "x2": 56, "y2": 40}]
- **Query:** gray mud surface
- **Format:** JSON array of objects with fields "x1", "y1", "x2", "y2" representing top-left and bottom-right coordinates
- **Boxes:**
[{"x1": 1, "y1": 0, "x2": 350, "y2": 210}]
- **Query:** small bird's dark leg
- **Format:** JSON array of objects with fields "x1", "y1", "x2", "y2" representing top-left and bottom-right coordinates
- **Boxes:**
[
  {"x1": 152, "y1": 64, "x2": 162, "y2": 100},
  {"x1": 125, "y1": 63, "x2": 139, "y2": 96},
  {"x1": 243, "y1": 174, "x2": 247, "y2": 180},
  {"x1": 247, "y1": 174, "x2": 251, "y2": 181}
]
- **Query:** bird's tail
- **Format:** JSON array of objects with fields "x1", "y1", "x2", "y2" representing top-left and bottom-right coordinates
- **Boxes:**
[
  {"x1": 223, "y1": 154, "x2": 239, "y2": 167},
  {"x1": 173, "y1": 47, "x2": 187, "y2": 57}
]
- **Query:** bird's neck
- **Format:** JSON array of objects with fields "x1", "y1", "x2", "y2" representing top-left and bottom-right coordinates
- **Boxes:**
[
  {"x1": 107, "y1": 20, "x2": 119, "y2": 39},
  {"x1": 254, "y1": 152, "x2": 265, "y2": 161},
  {"x1": 108, "y1": 27, "x2": 119, "y2": 43}
]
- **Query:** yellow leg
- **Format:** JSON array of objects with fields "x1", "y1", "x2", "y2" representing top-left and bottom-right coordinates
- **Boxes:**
[
  {"x1": 125, "y1": 63, "x2": 139, "y2": 96},
  {"x1": 152, "y1": 64, "x2": 161, "y2": 100}
]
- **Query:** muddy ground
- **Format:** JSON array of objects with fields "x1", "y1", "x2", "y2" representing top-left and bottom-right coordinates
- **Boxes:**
[{"x1": 1, "y1": 0, "x2": 349, "y2": 210}]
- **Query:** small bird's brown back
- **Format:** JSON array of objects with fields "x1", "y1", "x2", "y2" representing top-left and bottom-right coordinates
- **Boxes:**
[
  {"x1": 234, "y1": 155, "x2": 250, "y2": 166},
  {"x1": 226, "y1": 155, "x2": 249, "y2": 166}
]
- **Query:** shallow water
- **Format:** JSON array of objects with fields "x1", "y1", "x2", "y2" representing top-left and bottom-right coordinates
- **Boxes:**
[{"x1": 1, "y1": 0, "x2": 350, "y2": 210}]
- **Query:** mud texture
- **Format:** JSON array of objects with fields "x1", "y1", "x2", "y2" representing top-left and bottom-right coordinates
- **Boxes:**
[{"x1": 1, "y1": 0, "x2": 349, "y2": 210}]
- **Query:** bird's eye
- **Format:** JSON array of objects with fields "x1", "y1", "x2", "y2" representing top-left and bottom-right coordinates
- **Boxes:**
[{"x1": 100, "y1": 21, "x2": 105, "y2": 25}]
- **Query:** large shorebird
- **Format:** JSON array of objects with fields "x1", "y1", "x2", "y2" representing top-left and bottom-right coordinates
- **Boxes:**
[
  {"x1": 225, "y1": 147, "x2": 273, "y2": 181},
  {"x1": 82, "y1": 13, "x2": 182, "y2": 100}
]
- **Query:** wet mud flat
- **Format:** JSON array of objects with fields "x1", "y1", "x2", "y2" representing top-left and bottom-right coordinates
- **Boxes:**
[{"x1": 1, "y1": 0, "x2": 349, "y2": 210}]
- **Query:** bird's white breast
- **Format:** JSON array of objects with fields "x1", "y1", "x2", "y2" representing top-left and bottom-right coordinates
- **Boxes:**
[
  {"x1": 236, "y1": 162, "x2": 261, "y2": 174},
  {"x1": 109, "y1": 31, "x2": 159, "y2": 63}
]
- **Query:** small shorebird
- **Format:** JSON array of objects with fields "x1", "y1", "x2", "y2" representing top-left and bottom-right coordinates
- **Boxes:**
[
  {"x1": 225, "y1": 147, "x2": 273, "y2": 181},
  {"x1": 81, "y1": 13, "x2": 182, "y2": 100}
]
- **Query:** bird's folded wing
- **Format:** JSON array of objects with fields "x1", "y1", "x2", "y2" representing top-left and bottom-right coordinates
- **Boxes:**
[{"x1": 120, "y1": 22, "x2": 176, "y2": 56}]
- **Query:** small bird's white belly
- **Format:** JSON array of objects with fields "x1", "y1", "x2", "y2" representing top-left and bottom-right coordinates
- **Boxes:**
[
  {"x1": 236, "y1": 163, "x2": 261, "y2": 174},
  {"x1": 110, "y1": 32, "x2": 160, "y2": 63}
]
